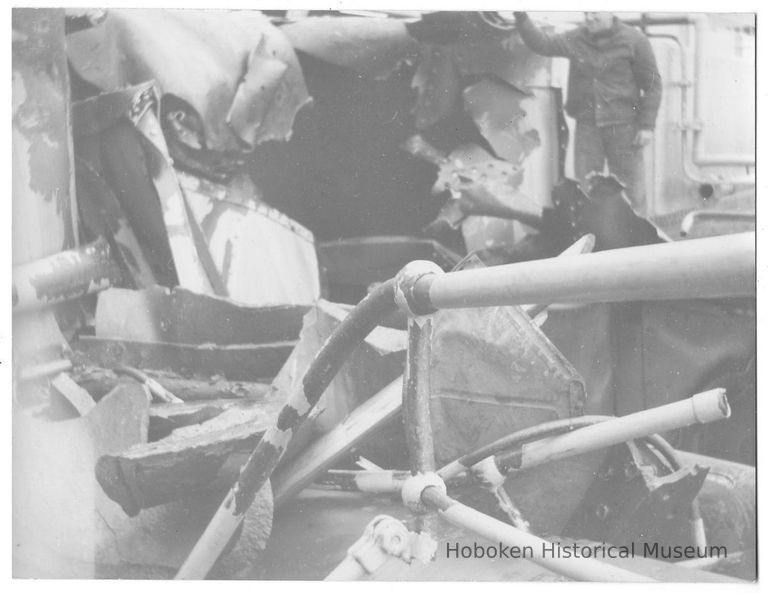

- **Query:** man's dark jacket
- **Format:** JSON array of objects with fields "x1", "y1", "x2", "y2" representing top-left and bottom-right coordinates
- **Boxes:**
[{"x1": 515, "y1": 14, "x2": 662, "y2": 129}]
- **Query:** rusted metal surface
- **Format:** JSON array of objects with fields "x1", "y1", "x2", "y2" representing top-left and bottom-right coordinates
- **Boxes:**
[
  {"x1": 148, "y1": 399, "x2": 253, "y2": 441},
  {"x1": 73, "y1": 336, "x2": 295, "y2": 383},
  {"x1": 96, "y1": 396, "x2": 283, "y2": 516},
  {"x1": 402, "y1": 319, "x2": 437, "y2": 474},
  {"x1": 71, "y1": 366, "x2": 271, "y2": 402},
  {"x1": 430, "y1": 303, "x2": 586, "y2": 466},
  {"x1": 95, "y1": 286, "x2": 308, "y2": 345},
  {"x1": 12, "y1": 237, "x2": 121, "y2": 313}
]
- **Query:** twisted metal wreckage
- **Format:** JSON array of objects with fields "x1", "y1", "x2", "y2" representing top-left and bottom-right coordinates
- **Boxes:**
[{"x1": 12, "y1": 8, "x2": 756, "y2": 581}]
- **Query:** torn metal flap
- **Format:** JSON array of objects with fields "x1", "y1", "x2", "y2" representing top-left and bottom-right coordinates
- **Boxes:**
[
  {"x1": 66, "y1": 9, "x2": 310, "y2": 150},
  {"x1": 226, "y1": 48, "x2": 288, "y2": 146},
  {"x1": 463, "y1": 79, "x2": 541, "y2": 165}
]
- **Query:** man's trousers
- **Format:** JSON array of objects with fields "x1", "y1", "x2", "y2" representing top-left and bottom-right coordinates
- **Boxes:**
[{"x1": 574, "y1": 121, "x2": 647, "y2": 214}]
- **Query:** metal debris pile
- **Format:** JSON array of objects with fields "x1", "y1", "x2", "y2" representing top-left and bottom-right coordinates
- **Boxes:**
[{"x1": 12, "y1": 8, "x2": 756, "y2": 581}]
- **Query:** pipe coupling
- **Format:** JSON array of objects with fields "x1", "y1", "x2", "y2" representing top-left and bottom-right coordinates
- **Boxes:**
[
  {"x1": 401, "y1": 472, "x2": 446, "y2": 514},
  {"x1": 394, "y1": 260, "x2": 443, "y2": 318}
]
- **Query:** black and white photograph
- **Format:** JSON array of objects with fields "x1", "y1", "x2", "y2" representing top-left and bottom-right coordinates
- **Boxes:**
[{"x1": 10, "y1": 4, "x2": 758, "y2": 583}]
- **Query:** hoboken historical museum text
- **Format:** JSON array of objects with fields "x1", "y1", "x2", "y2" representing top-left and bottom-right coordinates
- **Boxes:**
[{"x1": 445, "y1": 541, "x2": 728, "y2": 561}]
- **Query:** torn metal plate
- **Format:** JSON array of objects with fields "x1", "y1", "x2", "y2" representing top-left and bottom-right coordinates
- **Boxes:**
[
  {"x1": 463, "y1": 79, "x2": 541, "y2": 165},
  {"x1": 96, "y1": 396, "x2": 281, "y2": 516},
  {"x1": 66, "y1": 9, "x2": 310, "y2": 150},
  {"x1": 430, "y1": 304, "x2": 586, "y2": 466},
  {"x1": 95, "y1": 286, "x2": 308, "y2": 346}
]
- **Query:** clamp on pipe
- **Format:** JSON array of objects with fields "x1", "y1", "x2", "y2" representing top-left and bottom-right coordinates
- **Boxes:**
[
  {"x1": 394, "y1": 260, "x2": 442, "y2": 319},
  {"x1": 401, "y1": 472, "x2": 447, "y2": 514}
]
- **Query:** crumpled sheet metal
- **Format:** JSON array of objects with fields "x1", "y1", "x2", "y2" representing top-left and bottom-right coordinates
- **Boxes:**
[
  {"x1": 180, "y1": 171, "x2": 321, "y2": 306},
  {"x1": 463, "y1": 79, "x2": 541, "y2": 165},
  {"x1": 429, "y1": 304, "x2": 586, "y2": 467},
  {"x1": 433, "y1": 143, "x2": 525, "y2": 199},
  {"x1": 67, "y1": 9, "x2": 310, "y2": 150},
  {"x1": 281, "y1": 16, "x2": 420, "y2": 80},
  {"x1": 407, "y1": 12, "x2": 551, "y2": 129}
]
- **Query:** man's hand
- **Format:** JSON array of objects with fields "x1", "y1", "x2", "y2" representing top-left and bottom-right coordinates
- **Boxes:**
[{"x1": 633, "y1": 129, "x2": 654, "y2": 147}]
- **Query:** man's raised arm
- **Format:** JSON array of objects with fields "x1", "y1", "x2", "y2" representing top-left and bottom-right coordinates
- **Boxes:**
[{"x1": 514, "y1": 12, "x2": 575, "y2": 58}]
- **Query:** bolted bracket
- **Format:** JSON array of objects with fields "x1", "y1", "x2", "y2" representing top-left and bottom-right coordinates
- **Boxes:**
[{"x1": 346, "y1": 515, "x2": 437, "y2": 574}]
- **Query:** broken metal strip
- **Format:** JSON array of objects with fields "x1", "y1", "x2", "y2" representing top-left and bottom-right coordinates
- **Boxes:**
[
  {"x1": 71, "y1": 366, "x2": 272, "y2": 401},
  {"x1": 73, "y1": 336, "x2": 296, "y2": 383}
]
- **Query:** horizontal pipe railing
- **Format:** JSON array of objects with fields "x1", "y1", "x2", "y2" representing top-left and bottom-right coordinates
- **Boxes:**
[{"x1": 413, "y1": 232, "x2": 754, "y2": 312}]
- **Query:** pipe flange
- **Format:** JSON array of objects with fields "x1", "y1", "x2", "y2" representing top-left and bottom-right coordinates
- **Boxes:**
[
  {"x1": 394, "y1": 260, "x2": 443, "y2": 318},
  {"x1": 401, "y1": 472, "x2": 447, "y2": 514}
]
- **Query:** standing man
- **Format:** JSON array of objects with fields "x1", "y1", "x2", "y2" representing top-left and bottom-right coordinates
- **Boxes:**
[{"x1": 514, "y1": 12, "x2": 661, "y2": 213}]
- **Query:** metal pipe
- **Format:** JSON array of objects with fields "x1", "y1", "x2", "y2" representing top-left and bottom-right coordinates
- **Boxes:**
[
  {"x1": 12, "y1": 236, "x2": 121, "y2": 313},
  {"x1": 421, "y1": 487, "x2": 653, "y2": 582},
  {"x1": 175, "y1": 280, "x2": 398, "y2": 579},
  {"x1": 438, "y1": 415, "x2": 611, "y2": 480},
  {"x1": 402, "y1": 319, "x2": 437, "y2": 474},
  {"x1": 503, "y1": 389, "x2": 729, "y2": 471},
  {"x1": 413, "y1": 233, "x2": 754, "y2": 312},
  {"x1": 398, "y1": 262, "x2": 441, "y2": 536}
]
